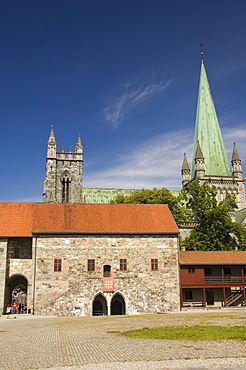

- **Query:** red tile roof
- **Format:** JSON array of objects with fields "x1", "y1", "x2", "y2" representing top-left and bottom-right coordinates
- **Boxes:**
[
  {"x1": 32, "y1": 203, "x2": 179, "y2": 234},
  {"x1": 0, "y1": 203, "x2": 33, "y2": 236},
  {"x1": 180, "y1": 251, "x2": 246, "y2": 265},
  {"x1": 0, "y1": 203, "x2": 179, "y2": 236}
]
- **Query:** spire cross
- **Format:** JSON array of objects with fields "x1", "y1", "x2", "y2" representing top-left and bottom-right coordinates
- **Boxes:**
[{"x1": 200, "y1": 43, "x2": 204, "y2": 60}]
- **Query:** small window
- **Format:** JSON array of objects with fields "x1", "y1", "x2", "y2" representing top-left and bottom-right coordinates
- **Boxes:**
[
  {"x1": 224, "y1": 268, "x2": 231, "y2": 275},
  {"x1": 151, "y1": 258, "x2": 158, "y2": 271},
  {"x1": 88, "y1": 259, "x2": 95, "y2": 272},
  {"x1": 103, "y1": 265, "x2": 111, "y2": 277},
  {"x1": 205, "y1": 268, "x2": 212, "y2": 275},
  {"x1": 54, "y1": 258, "x2": 62, "y2": 272},
  {"x1": 188, "y1": 268, "x2": 195, "y2": 273},
  {"x1": 120, "y1": 259, "x2": 127, "y2": 271},
  {"x1": 14, "y1": 247, "x2": 20, "y2": 259},
  {"x1": 185, "y1": 290, "x2": 193, "y2": 300}
]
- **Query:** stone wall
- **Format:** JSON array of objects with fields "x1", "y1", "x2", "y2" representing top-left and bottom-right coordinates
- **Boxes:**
[
  {"x1": 34, "y1": 234, "x2": 180, "y2": 316},
  {"x1": 0, "y1": 238, "x2": 33, "y2": 314},
  {"x1": 0, "y1": 239, "x2": 7, "y2": 314}
]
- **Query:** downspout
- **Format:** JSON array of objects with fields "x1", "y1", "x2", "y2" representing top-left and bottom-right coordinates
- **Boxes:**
[
  {"x1": 32, "y1": 234, "x2": 37, "y2": 315},
  {"x1": 177, "y1": 234, "x2": 181, "y2": 311}
]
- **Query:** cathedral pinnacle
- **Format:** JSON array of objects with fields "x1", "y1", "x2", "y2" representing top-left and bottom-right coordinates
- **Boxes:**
[
  {"x1": 181, "y1": 153, "x2": 191, "y2": 187},
  {"x1": 195, "y1": 141, "x2": 204, "y2": 159},
  {"x1": 182, "y1": 153, "x2": 190, "y2": 171},
  {"x1": 231, "y1": 142, "x2": 242, "y2": 179},
  {"x1": 47, "y1": 125, "x2": 57, "y2": 158},
  {"x1": 75, "y1": 134, "x2": 83, "y2": 153},
  {"x1": 49, "y1": 125, "x2": 55, "y2": 138},
  {"x1": 232, "y1": 142, "x2": 241, "y2": 162}
]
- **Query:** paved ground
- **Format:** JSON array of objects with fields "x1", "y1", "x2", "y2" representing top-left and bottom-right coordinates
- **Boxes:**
[{"x1": 0, "y1": 309, "x2": 246, "y2": 370}]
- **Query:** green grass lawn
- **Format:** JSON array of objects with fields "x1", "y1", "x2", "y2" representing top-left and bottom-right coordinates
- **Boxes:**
[{"x1": 124, "y1": 326, "x2": 246, "y2": 341}]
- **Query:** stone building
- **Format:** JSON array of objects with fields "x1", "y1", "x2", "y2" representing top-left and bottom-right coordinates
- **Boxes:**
[
  {"x1": 0, "y1": 203, "x2": 180, "y2": 316},
  {"x1": 1, "y1": 56, "x2": 245, "y2": 318}
]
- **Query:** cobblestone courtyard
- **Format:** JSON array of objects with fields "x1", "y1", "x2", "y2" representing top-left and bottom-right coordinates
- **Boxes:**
[{"x1": 0, "y1": 309, "x2": 246, "y2": 370}]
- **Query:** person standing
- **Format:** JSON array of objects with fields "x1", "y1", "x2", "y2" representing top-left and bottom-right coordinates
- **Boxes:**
[
  {"x1": 6, "y1": 304, "x2": 11, "y2": 319},
  {"x1": 11, "y1": 302, "x2": 17, "y2": 318}
]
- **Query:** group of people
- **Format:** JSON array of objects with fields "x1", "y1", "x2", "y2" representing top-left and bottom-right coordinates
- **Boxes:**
[
  {"x1": 6, "y1": 302, "x2": 18, "y2": 319},
  {"x1": 6, "y1": 292, "x2": 27, "y2": 318}
]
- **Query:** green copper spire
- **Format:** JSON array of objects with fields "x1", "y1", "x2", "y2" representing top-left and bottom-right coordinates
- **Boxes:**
[{"x1": 191, "y1": 60, "x2": 231, "y2": 178}]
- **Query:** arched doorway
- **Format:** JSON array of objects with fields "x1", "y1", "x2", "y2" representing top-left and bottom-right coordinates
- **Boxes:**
[
  {"x1": 92, "y1": 293, "x2": 107, "y2": 316},
  {"x1": 5, "y1": 274, "x2": 28, "y2": 313},
  {"x1": 111, "y1": 293, "x2": 125, "y2": 315}
]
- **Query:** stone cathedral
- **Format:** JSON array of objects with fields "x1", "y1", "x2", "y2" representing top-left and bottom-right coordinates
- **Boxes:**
[
  {"x1": 42, "y1": 59, "x2": 245, "y2": 212},
  {"x1": 0, "y1": 57, "x2": 245, "y2": 317}
]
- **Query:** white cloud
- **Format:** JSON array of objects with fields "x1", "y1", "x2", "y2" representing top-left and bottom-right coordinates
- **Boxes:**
[
  {"x1": 223, "y1": 124, "x2": 246, "y2": 163},
  {"x1": 84, "y1": 129, "x2": 193, "y2": 190},
  {"x1": 84, "y1": 124, "x2": 246, "y2": 191},
  {"x1": 105, "y1": 67, "x2": 172, "y2": 128}
]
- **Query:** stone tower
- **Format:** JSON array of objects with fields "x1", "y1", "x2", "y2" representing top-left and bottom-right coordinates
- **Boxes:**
[
  {"x1": 43, "y1": 127, "x2": 83, "y2": 203},
  {"x1": 182, "y1": 59, "x2": 245, "y2": 210}
]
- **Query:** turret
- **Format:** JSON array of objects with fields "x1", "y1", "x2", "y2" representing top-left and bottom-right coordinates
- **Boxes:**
[
  {"x1": 181, "y1": 153, "x2": 191, "y2": 187},
  {"x1": 231, "y1": 143, "x2": 242, "y2": 179},
  {"x1": 75, "y1": 134, "x2": 83, "y2": 155},
  {"x1": 47, "y1": 125, "x2": 57, "y2": 159},
  {"x1": 194, "y1": 142, "x2": 205, "y2": 179}
]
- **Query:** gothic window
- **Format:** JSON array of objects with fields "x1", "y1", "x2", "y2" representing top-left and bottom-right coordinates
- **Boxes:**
[
  {"x1": 54, "y1": 258, "x2": 62, "y2": 272},
  {"x1": 120, "y1": 259, "x2": 127, "y2": 271},
  {"x1": 103, "y1": 265, "x2": 111, "y2": 277},
  {"x1": 61, "y1": 171, "x2": 71, "y2": 203},
  {"x1": 88, "y1": 259, "x2": 95, "y2": 272},
  {"x1": 151, "y1": 258, "x2": 158, "y2": 271},
  {"x1": 62, "y1": 178, "x2": 69, "y2": 203}
]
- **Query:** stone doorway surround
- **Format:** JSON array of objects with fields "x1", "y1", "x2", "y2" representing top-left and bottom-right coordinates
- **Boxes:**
[{"x1": 92, "y1": 291, "x2": 126, "y2": 316}]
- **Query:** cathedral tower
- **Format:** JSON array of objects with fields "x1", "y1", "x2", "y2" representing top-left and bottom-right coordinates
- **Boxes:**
[
  {"x1": 182, "y1": 59, "x2": 245, "y2": 210},
  {"x1": 43, "y1": 127, "x2": 83, "y2": 203}
]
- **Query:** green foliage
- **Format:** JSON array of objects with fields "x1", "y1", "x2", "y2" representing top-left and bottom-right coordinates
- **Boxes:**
[
  {"x1": 181, "y1": 180, "x2": 246, "y2": 251},
  {"x1": 111, "y1": 182, "x2": 246, "y2": 251},
  {"x1": 124, "y1": 326, "x2": 246, "y2": 341},
  {"x1": 110, "y1": 187, "x2": 191, "y2": 225}
]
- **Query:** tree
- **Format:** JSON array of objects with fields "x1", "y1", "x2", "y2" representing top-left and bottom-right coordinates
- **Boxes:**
[
  {"x1": 181, "y1": 180, "x2": 246, "y2": 251},
  {"x1": 110, "y1": 187, "x2": 191, "y2": 225}
]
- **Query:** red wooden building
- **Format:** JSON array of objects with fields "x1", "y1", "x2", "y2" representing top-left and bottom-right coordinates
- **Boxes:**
[{"x1": 180, "y1": 251, "x2": 246, "y2": 308}]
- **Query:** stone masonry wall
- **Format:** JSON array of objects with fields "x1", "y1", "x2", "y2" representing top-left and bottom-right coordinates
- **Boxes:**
[
  {"x1": 0, "y1": 239, "x2": 7, "y2": 314},
  {"x1": 34, "y1": 234, "x2": 180, "y2": 316},
  {"x1": 7, "y1": 238, "x2": 33, "y2": 313}
]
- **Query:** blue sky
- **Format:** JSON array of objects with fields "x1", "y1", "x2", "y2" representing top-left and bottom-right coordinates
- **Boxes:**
[{"x1": 1, "y1": 0, "x2": 246, "y2": 201}]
